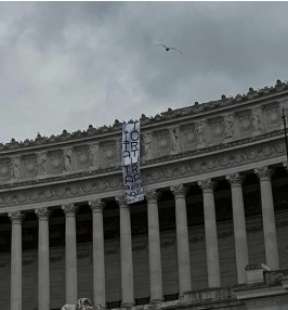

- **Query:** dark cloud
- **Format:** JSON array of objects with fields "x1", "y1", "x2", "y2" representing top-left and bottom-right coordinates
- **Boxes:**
[{"x1": 0, "y1": 2, "x2": 287, "y2": 142}]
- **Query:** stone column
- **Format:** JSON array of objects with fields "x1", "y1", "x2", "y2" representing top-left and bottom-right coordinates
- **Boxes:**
[
  {"x1": 226, "y1": 174, "x2": 249, "y2": 284},
  {"x1": 9, "y1": 211, "x2": 23, "y2": 310},
  {"x1": 198, "y1": 179, "x2": 221, "y2": 287},
  {"x1": 89, "y1": 200, "x2": 106, "y2": 307},
  {"x1": 255, "y1": 167, "x2": 279, "y2": 270},
  {"x1": 146, "y1": 191, "x2": 163, "y2": 302},
  {"x1": 35, "y1": 208, "x2": 50, "y2": 310},
  {"x1": 116, "y1": 196, "x2": 134, "y2": 307},
  {"x1": 62, "y1": 204, "x2": 78, "y2": 304},
  {"x1": 171, "y1": 184, "x2": 192, "y2": 296}
]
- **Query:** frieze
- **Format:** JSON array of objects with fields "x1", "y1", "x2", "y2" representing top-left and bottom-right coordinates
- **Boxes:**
[
  {"x1": 21, "y1": 153, "x2": 38, "y2": 178},
  {"x1": 252, "y1": 106, "x2": 263, "y2": 136},
  {"x1": 235, "y1": 109, "x2": 253, "y2": 138},
  {"x1": 0, "y1": 157, "x2": 12, "y2": 181},
  {"x1": 0, "y1": 97, "x2": 286, "y2": 186},
  {"x1": 73, "y1": 145, "x2": 92, "y2": 171},
  {"x1": 0, "y1": 85, "x2": 286, "y2": 204},
  {"x1": 223, "y1": 113, "x2": 234, "y2": 142},
  {"x1": 0, "y1": 136, "x2": 285, "y2": 209},
  {"x1": 207, "y1": 116, "x2": 225, "y2": 145},
  {"x1": 38, "y1": 151, "x2": 48, "y2": 176},
  {"x1": 89, "y1": 142, "x2": 100, "y2": 170},
  {"x1": 179, "y1": 123, "x2": 197, "y2": 152},
  {"x1": 262, "y1": 101, "x2": 281, "y2": 132},
  {"x1": 152, "y1": 129, "x2": 171, "y2": 158},
  {"x1": 47, "y1": 149, "x2": 65, "y2": 175},
  {"x1": 142, "y1": 138, "x2": 285, "y2": 186},
  {"x1": 99, "y1": 139, "x2": 119, "y2": 169},
  {"x1": 195, "y1": 119, "x2": 206, "y2": 148},
  {"x1": 0, "y1": 175, "x2": 123, "y2": 208},
  {"x1": 12, "y1": 156, "x2": 21, "y2": 179},
  {"x1": 170, "y1": 126, "x2": 181, "y2": 155},
  {"x1": 143, "y1": 128, "x2": 285, "y2": 166},
  {"x1": 63, "y1": 147, "x2": 73, "y2": 172},
  {"x1": 141, "y1": 131, "x2": 153, "y2": 162}
]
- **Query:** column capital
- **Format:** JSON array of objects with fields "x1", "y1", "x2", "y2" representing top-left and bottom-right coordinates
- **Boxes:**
[
  {"x1": 115, "y1": 195, "x2": 128, "y2": 208},
  {"x1": 62, "y1": 203, "x2": 77, "y2": 216},
  {"x1": 8, "y1": 210, "x2": 23, "y2": 223},
  {"x1": 170, "y1": 184, "x2": 186, "y2": 198},
  {"x1": 226, "y1": 173, "x2": 243, "y2": 186},
  {"x1": 145, "y1": 190, "x2": 159, "y2": 203},
  {"x1": 35, "y1": 207, "x2": 49, "y2": 220},
  {"x1": 198, "y1": 179, "x2": 214, "y2": 192},
  {"x1": 254, "y1": 166, "x2": 272, "y2": 181},
  {"x1": 89, "y1": 199, "x2": 105, "y2": 212}
]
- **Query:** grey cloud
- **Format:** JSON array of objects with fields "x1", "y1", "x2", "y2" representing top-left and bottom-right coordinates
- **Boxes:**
[{"x1": 0, "y1": 2, "x2": 288, "y2": 142}]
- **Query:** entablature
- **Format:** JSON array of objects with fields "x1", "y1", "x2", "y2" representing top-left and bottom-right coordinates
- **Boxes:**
[
  {"x1": 0, "y1": 131, "x2": 285, "y2": 212},
  {"x1": 0, "y1": 82, "x2": 287, "y2": 197}
]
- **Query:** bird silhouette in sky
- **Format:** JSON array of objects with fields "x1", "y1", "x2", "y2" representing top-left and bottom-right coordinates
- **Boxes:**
[{"x1": 156, "y1": 43, "x2": 183, "y2": 55}]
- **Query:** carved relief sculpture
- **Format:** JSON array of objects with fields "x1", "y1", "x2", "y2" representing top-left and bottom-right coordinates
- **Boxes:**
[
  {"x1": 142, "y1": 131, "x2": 153, "y2": 162},
  {"x1": 179, "y1": 123, "x2": 197, "y2": 152},
  {"x1": 22, "y1": 154, "x2": 38, "y2": 178},
  {"x1": 73, "y1": 145, "x2": 91, "y2": 171},
  {"x1": 12, "y1": 156, "x2": 21, "y2": 180},
  {"x1": 38, "y1": 151, "x2": 48, "y2": 176},
  {"x1": 64, "y1": 148, "x2": 73, "y2": 172},
  {"x1": 153, "y1": 129, "x2": 171, "y2": 158},
  {"x1": 170, "y1": 127, "x2": 180, "y2": 155},
  {"x1": 47, "y1": 150, "x2": 65, "y2": 174},
  {"x1": 252, "y1": 107, "x2": 263, "y2": 136},
  {"x1": 0, "y1": 158, "x2": 12, "y2": 181},
  {"x1": 195, "y1": 119, "x2": 206, "y2": 148},
  {"x1": 224, "y1": 113, "x2": 234, "y2": 141},
  {"x1": 89, "y1": 143, "x2": 99, "y2": 170},
  {"x1": 207, "y1": 117, "x2": 225, "y2": 145},
  {"x1": 99, "y1": 140, "x2": 118, "y2": 169},
  {"x1": 235, "y1": 110, "x2": 253, "y2": 138},
  {"x1": 262, "y1": 102, "x2": 281, "y2": 132}
]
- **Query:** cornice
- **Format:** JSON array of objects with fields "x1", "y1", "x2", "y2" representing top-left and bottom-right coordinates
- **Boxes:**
[{"x1": 0, "y1": 80, "x2": 287, "y2": 154}]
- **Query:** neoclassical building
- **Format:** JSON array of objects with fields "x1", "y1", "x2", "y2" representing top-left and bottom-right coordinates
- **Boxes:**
[{"x1": 1, "y1": 80, "x2": 288, "y2": 310}]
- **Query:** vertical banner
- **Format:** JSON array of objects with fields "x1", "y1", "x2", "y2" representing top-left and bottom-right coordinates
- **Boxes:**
[{"x1": 121, "y1": 120, "x2": 144, "y2": 204}]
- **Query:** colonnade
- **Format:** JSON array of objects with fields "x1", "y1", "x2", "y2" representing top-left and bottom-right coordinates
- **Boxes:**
[{"x1": 7, "y1": 165, "x2": 280, "y2": 310}]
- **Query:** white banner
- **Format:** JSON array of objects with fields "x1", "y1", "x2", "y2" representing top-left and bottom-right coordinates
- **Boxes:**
[{"x1": 121, "y1": 120, "x2": 144, "y2": 204}]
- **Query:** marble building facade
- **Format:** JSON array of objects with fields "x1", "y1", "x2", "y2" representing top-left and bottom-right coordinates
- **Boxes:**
[{"x1": 1, "y1": 81, "x2": 288, "y2": 309}]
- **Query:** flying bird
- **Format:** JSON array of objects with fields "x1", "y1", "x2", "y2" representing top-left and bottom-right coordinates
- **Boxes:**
[{"x1": 157, "y1": 43, "x2": 183, "y2": 55}]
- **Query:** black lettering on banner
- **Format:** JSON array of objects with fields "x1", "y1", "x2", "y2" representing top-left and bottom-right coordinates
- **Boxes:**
[{"x1": 121, "y1": 120, "x2": 144, "y2": 204}]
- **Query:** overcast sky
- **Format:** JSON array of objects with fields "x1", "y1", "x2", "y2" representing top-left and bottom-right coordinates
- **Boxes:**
[{"x1": 1, "y1": 2, "x2": 288, "y2": 143}]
